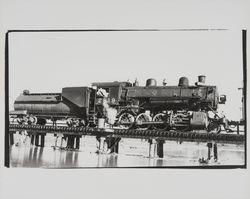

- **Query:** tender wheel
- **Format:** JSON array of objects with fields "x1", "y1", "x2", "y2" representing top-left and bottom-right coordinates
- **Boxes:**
[
  {"x1": 118, "y1": 112, "x2": 135, "y2": 129},
  {"x1": 66, "y1": 118, "x2": 78, "y2": 127},
  {"x1": 135, "y1": 113, "x2": 152, "y2": 130},
  {"x1": 27, "y1": 115, "x2": 37, "y2": 125},
  {"x1": 17, "y1": 116, "x2": 28, "y2": 125},
  {"x1": 79, "y1": 119, "x2": 86, "y2": 127},
  {"x1": 37, "y1": 118, "x2": 47, "y2": 125},
  {"x1": 9, "y1": 116, "x2": 15, "y2": 124},
  {"x1": 153, "y1": 113, "x2": 170, "y2": 130},
  {"x1": 208, "y1": 122, "x2": 221, "y2": 134},
  {"x1": 66, "y1": 118, "x2": 85, "y2": 127}
]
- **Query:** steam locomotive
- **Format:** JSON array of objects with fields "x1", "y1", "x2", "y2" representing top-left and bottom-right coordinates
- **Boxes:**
[{"x1": 10, "y1": 75, "x2": 228, "y2": 133}]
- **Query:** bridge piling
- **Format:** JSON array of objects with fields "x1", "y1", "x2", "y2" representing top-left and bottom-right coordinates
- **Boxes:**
[
  {"x1": 9, "y1": 132, "x2": 14, "y2": 145},
  {"x1": 35, "y1": 134, "x2": 40, "y2": 146},
  {"x1": 40, "y1": 134, "x2": 45, "y2": 147},
  {"x1": 213, "y1": 143, "x2": 218, "y2": 161},
  {"x1": 75, "y1": 136, "x2": 80, "y2": 149},
  {"x1": 97, "y1": 137, "x2": 106, "y2": 153},
  {"x1": 106, "y1": 137, "x2": 121, "y2": 153},
  {"x1": 66, "y1": 135, "x2": 75, "y2": 149},
  {"x1": 157, "y1": 140, "x2": 165, "y2": 158},
  {"x1": 29, "y1": 133, "x2": 46, "y2": 147},
  {"x1": 30, "y1": 134, "x2": 35, "y2": 145},
  {"x1": 149, "y1": 139, "x2": 157, "y2": 158},
  {"x1": 207, "y1": 142, "x2": 213, "y2": 160},
  {"x1": 149, "y1": 139, "x2": 165, "y2": 158}
]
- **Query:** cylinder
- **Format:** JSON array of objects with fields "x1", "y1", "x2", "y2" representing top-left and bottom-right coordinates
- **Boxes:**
[
  {"x1": 190, "y1": 111, "x2": 208, "y2": 129},
  {"x1": 146, "y1": 78, "x2": 157, "y2": 86},
  {"x1": 198, "y1": 75, "x2": 206, "y2": 83},
  {"x1": 98, "y1": 118, "x2": 105, "y2": 128},
  {"x1": 178, "y1": 77, "x2": 189, "y2": 87}
]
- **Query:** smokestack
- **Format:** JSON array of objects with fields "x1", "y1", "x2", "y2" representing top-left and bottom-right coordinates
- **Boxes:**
[{"x1": 198, "y1": 75, "x2": 206, "y2": 84}]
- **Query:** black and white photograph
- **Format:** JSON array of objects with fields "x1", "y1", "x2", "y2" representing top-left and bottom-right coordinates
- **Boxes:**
[
  {"x1": 6, "y1": 29, "x2": 246, "y2": 168},
  {"x1": 0, "y1": 1, "x2": 249, "y2": 199}
]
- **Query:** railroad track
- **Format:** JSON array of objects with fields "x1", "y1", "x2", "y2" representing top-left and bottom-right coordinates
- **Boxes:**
[{"x1": 8, "y1": 124, "x2": 245, "y2": 144}]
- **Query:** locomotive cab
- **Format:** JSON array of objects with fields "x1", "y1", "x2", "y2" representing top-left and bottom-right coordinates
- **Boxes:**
[{"x1": 92, "y1": 81, "x2": 132, "y2": 105}]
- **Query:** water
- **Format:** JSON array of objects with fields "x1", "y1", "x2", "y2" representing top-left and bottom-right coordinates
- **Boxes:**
[{"x1": 9, "y1": 132, "x2": 245, "y2": 168}]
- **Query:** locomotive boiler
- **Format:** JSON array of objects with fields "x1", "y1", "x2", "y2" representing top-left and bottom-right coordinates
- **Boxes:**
[{"x1": 10, "y1": 75, "x2": 228, "y2": 133}]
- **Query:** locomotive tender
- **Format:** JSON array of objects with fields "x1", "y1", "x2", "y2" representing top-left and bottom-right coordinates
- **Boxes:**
[{"x1": 10, "y1": 75, "x2": 228, "y2": 133}]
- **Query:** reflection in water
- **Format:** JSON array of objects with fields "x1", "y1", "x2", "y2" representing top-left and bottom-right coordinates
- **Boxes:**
[
  {"x1": 9, "y1": 135, "x2": 245, "y2": 168},
  {"x1": 29, "y1": 146, "x2": 44, "y2": 165},
  {"x1": 97, "y1": 154, "x2": 118, "y2": 167},
  {"x1": 147, "y1": 158, "x2": 164, "y2": 167},
  {"x1": 64, "y1": 151, "x2": 79, "y2": 167},
  {"x1": 10, "y1": 146, "x2": 44, "y2": 167},
  {"x1": 52, "y1": 149, "x2": 79, "y2": 168}
]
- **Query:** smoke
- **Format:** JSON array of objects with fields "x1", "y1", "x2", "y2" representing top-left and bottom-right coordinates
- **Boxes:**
[
  {"x1": 102, "y1": 98, "x2": 117, "y2": 125},
  {"x1": 97, "y1": 88, "x2": 109, "y2": 98},
  {"x1": 96, "y1": 88, "x2": 118, "y2": 125}
]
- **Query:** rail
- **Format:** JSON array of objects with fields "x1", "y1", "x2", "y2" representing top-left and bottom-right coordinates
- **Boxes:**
[{"x1": 9, "y1": 124, "x2": 245, "y2": 144}]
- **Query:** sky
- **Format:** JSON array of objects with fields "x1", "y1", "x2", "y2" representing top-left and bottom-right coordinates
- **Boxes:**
[{"x1": 8, "y1": 30, "x2": 244, "y2": 120}]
